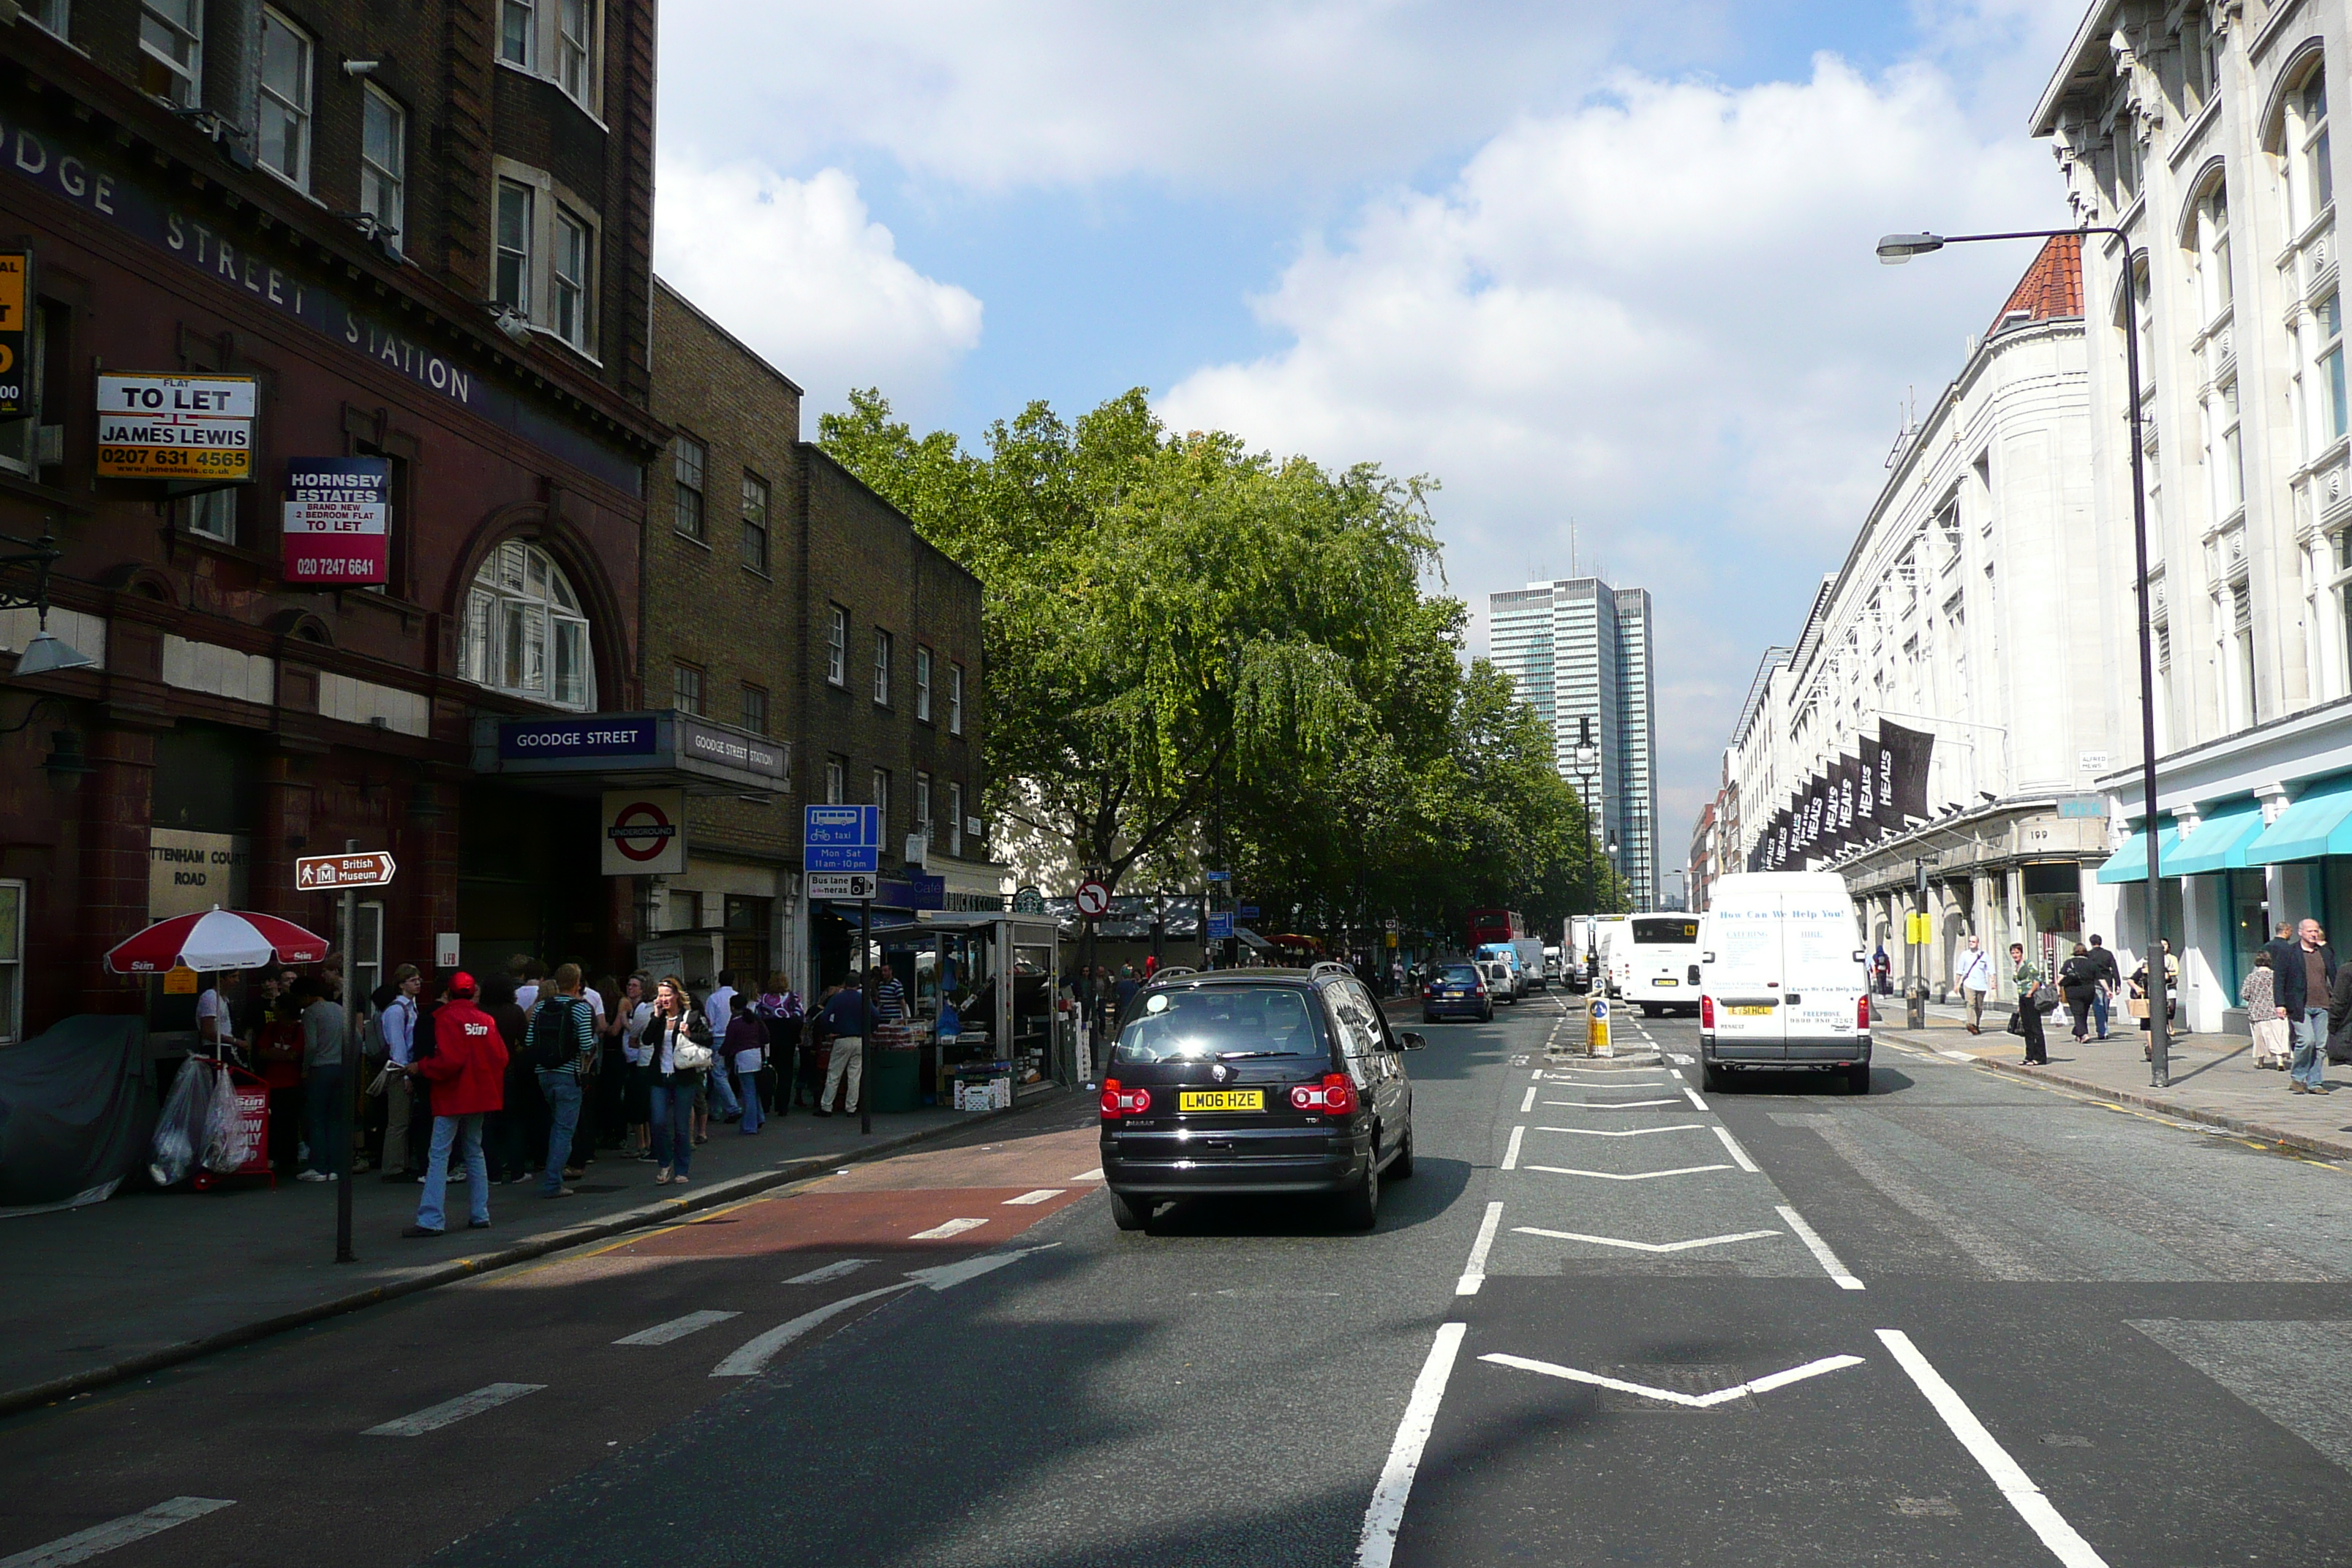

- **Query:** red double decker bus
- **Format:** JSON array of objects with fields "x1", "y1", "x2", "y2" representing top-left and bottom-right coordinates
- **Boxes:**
[{"x1": 1466, "y1": 909, "x2": 1523, "y2": 949}]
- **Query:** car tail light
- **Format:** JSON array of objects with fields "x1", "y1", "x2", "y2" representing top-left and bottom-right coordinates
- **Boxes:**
[
  {"x1": 1857, "y1": 993, "x2": 1870, "y2": 1031},
  {"x1": 1099, "y1": 1079, "x2": 1151, "y2": 1119},
  {"x1": 1472, "y1": 981, "x2": 1488, "y2": 996},
  {"x1": 1288, "y1": 1073, "x2": 1361, "y2": 1115},
  {"x1": 1700, "y1": 995, "x2": 1714, "y2": 1030},
  {"x1": 1423, "y1": 983, "x2": 1437, "y2": 998}
]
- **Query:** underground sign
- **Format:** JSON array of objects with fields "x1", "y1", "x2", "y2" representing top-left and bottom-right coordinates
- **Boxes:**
[{"x1": 602, "y1": 789, "x2": 686, "y2": 875}]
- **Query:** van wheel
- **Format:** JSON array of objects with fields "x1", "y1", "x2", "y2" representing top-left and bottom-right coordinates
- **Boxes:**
[
  {"x1": 1389, "y1": 1125, "x2": 1416, "y2": 1180},
  {"x1": 1845, "y1": 1063, "x2": 1872, "y2": 1096},
  {"x1": 1641, "y1": 1004, "x2": 1662, "y2": 1019},
  {"x1": 1703, "y1": 1062, "x2": 1728, "y2": 1093},
  {"x1": 1108, "y1": 1189, "x2": 1149, "y2": 1232},
  {"x1": 1338, "y1": 1161, "x2": 1380, "y2": 1229}
]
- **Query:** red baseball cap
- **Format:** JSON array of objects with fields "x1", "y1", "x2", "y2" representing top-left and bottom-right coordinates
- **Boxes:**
[{"x1": 448, "y1": 970, "x2": 478, "y2": 998}]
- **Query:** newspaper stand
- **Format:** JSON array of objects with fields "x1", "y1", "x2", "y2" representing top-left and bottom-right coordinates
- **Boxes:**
[{"x1": 191, "y1": 1059, "x2": 275, "y2": 1191}]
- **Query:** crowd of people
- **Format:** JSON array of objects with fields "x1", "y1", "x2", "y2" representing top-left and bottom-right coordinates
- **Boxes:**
[{"x1": 191, "y1": 954, "x2": 923, "y2": 1236}]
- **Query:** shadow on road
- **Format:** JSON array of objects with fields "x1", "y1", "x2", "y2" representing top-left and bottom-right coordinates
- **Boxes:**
[
  {"x1": 1713, "y1": 1066, "x2": 1918, "y2": 1098},
  {"x1": 1131, "y1": 1155, "x2": 1473, "y2": 1239}
]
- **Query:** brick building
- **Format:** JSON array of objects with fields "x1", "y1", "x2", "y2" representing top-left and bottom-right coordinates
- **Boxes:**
[
  {"x1": 644, "y1": 279, "x2": 996, "y2": 993},
  {"x1": 0, "y1": 1, "x2": 665, "y2": 1043}
]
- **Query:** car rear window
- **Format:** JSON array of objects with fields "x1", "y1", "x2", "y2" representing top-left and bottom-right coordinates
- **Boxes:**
[
  {"x1": 1111, "y1": 986, "x2": 1327, "y2": 1065},
  {"x1": 1439, "y1": 964, "x2": 1480, "y2": 983}
]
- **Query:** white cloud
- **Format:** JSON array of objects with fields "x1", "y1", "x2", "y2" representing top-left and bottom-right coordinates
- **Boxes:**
[
  {"x1": 1158, "y1": 53, "x2": 2070, "y2": 832},
  {"x1": 652, "y1": 158, "x2": 983, "y2": 412}
]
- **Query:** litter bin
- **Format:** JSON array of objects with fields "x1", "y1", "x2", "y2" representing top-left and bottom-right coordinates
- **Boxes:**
[{"x1": 867, "y1": 1047, "x2": 921, "y2": 1115}]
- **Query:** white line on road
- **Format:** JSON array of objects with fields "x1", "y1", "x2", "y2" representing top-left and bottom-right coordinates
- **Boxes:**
[
  {"x1": 713, "y1": 1284, "x2": 913, "y2": 1376},
  {"x1": 0, "y1": 1498, "x2": 235, "y2": 1568},
  {"x1": 1068, "y1": 1167, "x2": 1106, "y2": 1180},
  {"x1": 1354, "y1": 1322, "x2": 1467, "y2": 1568},
  {"x1": 1877, "y1": 1330, "x2": 2111, "y2": 1567},
  {"x1": 1456, "y1": 1202, "x2": 1504, "y2": 1295},
  {"x1": 1524, "y1": 1163, "x2": 1733, "y2": 1181},
  {"x1": 1940, "y1": 1049, "x2": 1978, "y2": 1062},
  {"x1": 1512, "y1": 1225, "x2": 1781, "y2": 1254},
  {"x1": 1711, "y1": 1125, "x2": 1760, "y2": 1172},
  {"x1": 1776, "y1": 1204, "x2": 1865, "y2": 1290},
  {"x1": 613, "y1": 1309, "x2": 742, "y2": 1346},
  {"x1": 1682, "y1": 1086, "x2": 1710, "y2": 1110},
  {"x1": 1520, "y1": 1085, "x2": 1537, "y2": 1112},
  {"x1": 1534, "y1": 1123, "x2": 1707, "y2": 1137},
  {"x1": 1003, "y1": 1188, "x2": 1066, "y2": 1205},
  {"x1": 1500, "y1": 1126, "x2": 1526, "y2": 1171},
  {"x1": 1531, "y1": 1068, "x2": 1545, "y2": 1081},
  {"x1": 1541, "y1": 1098, "x2": 1681, "y2": 1109},
  {"x1": 363, "y1": 1383, "x2": 545, "y2": 1437},
  {"x1": 785, "y1": 1258, "x2": 872, "y2": 1285},
  {"x1": 909, "y1": 1217, "x2": 990, "y2": 1240},
  {"x1": 1482, "y1": 1351, "x2": 1863, "y2": 1408}
]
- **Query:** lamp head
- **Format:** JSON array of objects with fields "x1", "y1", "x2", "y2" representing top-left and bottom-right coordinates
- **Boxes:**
[
  {"x1": 13, "y1": 629, "x2": 96, "y2": 676},
  {"x1": 1876, "y1": 233, "x2": 1945, "y2": 265}
]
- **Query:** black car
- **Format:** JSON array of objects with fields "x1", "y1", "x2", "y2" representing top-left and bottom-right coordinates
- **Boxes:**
[{"x1": 1098, "y1": 965, "x2": 1422, "y2": 1231}]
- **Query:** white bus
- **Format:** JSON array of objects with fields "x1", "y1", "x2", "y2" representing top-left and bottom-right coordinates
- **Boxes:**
[{"x1": 1617, "y1": 915, "x2": 1703, "y2": 1016}]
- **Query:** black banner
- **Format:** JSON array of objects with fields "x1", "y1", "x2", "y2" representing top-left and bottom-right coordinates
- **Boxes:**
[
  {"x1": 1880, "y1": 721, "x2": 1935, "y2": 822},
  {"x1": 1749, "y1": 724, "x2": 1935, "y2": 872}
]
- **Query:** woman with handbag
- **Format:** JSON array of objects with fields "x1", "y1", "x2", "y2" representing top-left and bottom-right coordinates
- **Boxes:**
[
  {"x1": 640, "y1": 975, "x2": 712, "y2": 1186},
  {"x1": 2130, "y1": 943, "x2": 2179, "y2": 1058},
  {"x1": 2247, "y1": 950, "x2": 2293, "y2": 1069},
  {"x1": 2008, "y1": 942, "x2": 2049, "y2": 1066},
  {"x1": 2058, "y1": 945, "x2": 2099, "y2": 1043}
]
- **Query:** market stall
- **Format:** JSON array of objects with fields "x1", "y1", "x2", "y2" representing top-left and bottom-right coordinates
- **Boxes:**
[{"x1": 868, "y1": 911, "x2": 1067, "y2": 1106}]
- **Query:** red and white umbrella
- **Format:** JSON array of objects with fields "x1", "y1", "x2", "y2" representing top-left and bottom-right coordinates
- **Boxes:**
[{"x1": 105, "y1": 907, "x2": 332, "y2": 975}]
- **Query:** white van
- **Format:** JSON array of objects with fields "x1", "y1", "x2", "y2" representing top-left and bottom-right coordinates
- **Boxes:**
[
  {"x1": 1594, "y1": 916, "x2": 1632, "y2": 998},
  {"x1": 1619, "y1": 915, "x2": 1702, "y2": 1017},
  {"x1": 1697, "y1": 872, "x2": 1872, "y2": 1093}
]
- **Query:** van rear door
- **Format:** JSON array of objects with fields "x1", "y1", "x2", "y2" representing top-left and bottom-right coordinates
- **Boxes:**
[
  {"x1": 1782, "y1": 892, "x2": 1866, "y2": 1055},
  {"x1": 1705, "y1": 896, "x2": 1787, "y2": 1058}
]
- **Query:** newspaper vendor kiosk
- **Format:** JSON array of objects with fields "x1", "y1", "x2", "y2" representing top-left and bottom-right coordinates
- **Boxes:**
[{"x1": 869, "y1": 911, "x2": 1069, "y2": 1102}]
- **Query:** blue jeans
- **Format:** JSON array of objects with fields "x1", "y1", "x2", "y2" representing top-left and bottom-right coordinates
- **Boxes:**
[
  {"x1": 649, "y1": 1077, "x2": 696, "y2": 1175},
  {"x1": 538, "y1": 1070, "x2": 583, "y2": 1194},
  {"x1": 736, "y1": 1061, "x2": 764, "y2": 1133},
  {"x1": 707, "y1": 1061, "x2": 742, "y2": 1118},
  {"x1": 416, "y1": 1114, "x2": 488, "y2": 1231},
  {"x1": 2293, "y1": 1008, "x2": 2330, "y2": 1088},
  {"x1": 2092, "y1": 990, "x2": 2110, "y2": 1038},
  {"x1": 304, "y1": 1064, "x2": 347, "y2": 1175}
]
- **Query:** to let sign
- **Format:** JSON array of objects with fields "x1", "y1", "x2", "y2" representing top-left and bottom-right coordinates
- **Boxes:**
[
  {"x1": 97, "y1": 372, "x2": 256, "y2": 480},
  {"x1": 295, "y1": 851, "x2": 396, "y2": 890},
  {"x1": 282, "y1": 457, "x2": 390, "y2": 586},
  {"x1": 0, "y1": 252, "x2": 29, "y2": 420}
]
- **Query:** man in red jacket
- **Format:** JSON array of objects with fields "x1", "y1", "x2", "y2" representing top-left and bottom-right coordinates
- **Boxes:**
[{"x1": 404, "y1": 973, "x2": 508, "y2": 1237}]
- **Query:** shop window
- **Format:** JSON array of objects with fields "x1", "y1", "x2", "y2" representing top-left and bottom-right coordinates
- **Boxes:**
[
  {"x1": 873, "y1": 628, "x2": 892, "y2": 706},
  {"x1": 673, "y1": 434, "x2": 706, "y2": 541},
  {"x1": 257, "y1": 9, "x2": 314, "y2": 192},
  {"x1": 825, "y1": 755, "x2": 845, "y2": 804},
  {"x1": 360, "y1": 86, "x2": 406, "y2": 246},
  {"x1": 140, "y1": 0, "x2": 201, "y2": 107},
  {"x1": 915, "y1": 645, "x2": 932, "y2": 721},
  {"x1": 741, "y1": 472, "x2": 769, "y2": 574},
  {"x1": 827, "y1": 605, "x2": 846, "y2": 686},
  {"x1": 672, "y1": 662, "x2": 704, "y2": 715},
  {"x1": 949, "y1": 780, "x2": 964, "y2": 856},
  {"x1": 949, "y1": 662, "x2": 964, "y2": 734},
  {"x1": 0, "y1": 879, "x2": 21, "y2": 1045},
  {"x1": 494, "y1": 180, "x2": 533, "y2": 315},
  {"x1": 459, "y1": 540, "x2": 597, "y2": 711},
  {"x1": 740, "y1": 683, "x2": 768, "y2": 736}
]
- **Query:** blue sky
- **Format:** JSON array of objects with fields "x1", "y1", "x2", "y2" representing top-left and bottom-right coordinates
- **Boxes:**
[{"x1": 653, "y1": 0, "x2": 2087, "y2": 840}]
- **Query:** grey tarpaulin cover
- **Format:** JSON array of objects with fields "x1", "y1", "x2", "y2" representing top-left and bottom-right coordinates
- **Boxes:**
[{"x1": 0, "y1": 1015, "x2": 154, "y2": 1205}]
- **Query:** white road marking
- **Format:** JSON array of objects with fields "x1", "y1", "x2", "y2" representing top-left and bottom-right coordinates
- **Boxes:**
[
  {"x1": 1669, "y1": 1068, "x2": 1685, "y2": 1080},
  {"x1": 1456, "y1": 1202, "x2": 1504, "y2": 1295},
  {"x1": 1877, "y1": 1330, "x2": 2111, "y2": 1567},
  {"x1": 0, "y1": 1498, "x2": 235, "y2": 1568},
  {"x1": 1711, "y1": 1126, "x2": 1760, "y2": 1173},
  {"x1": 909, "y1": 1216, "x2": 990, "y2": 1240},
  {"x1": 363, "y1": 1382, "x2": 545, "y2": 1437},
  {"x1": 1512, "y1": 1225, "x2": 1781, "y2": 1254},
  {"x1": 1482, "y1": 1351, "x2": 1863, "y2": 1408},
  {"x1": 1534, "y1": 1123, "x2": 1706, "y2": 1137},
  {"x1": 1776, "y1": 1204, "x2": 1865, "y2": 1290},
  {"x1": 1500, "y1": 1126, "x2": 1526, "y2": 1171},
  {"x1": 1068, "y1": 1167, "x2": 1106, "y2": 1181},
  {"x1": 1668, "y1": 1052, "x2": 1696, "y2": 1064},
  {"x1": 1531, "y1": 1068, "x2": 1545, "y2": 1081},
  {"x1": 1524, "y1": 1163, "x2": 1733, "y2": 1181},
  {"x1": 1003, "y1": 1188, "x2": 1066, "y2": 1205},
  {"x1": 1520, "y1": 1085, "x2": 1537, "y2": 1112},
  {"x1": 1354, "y1": 1322, "x2": 1468, "y2": 1568},
  {"x1": 1682, "y1": 1087, "x2": 1710, "y2": 1110},
  {"x1": 613, "y1": 1309, "x2": 742, "y2": 1346},
  {"x1": 1542, "y1": 1098, "x2": 1681, "y2": 1109},
  {"x1": 717, "y1": 1245, "x2": 1062, "y2": 1378},
  {"x1": 1940, "y1": 1049, "x2": 1978, "y2": 1062},
  {"x1": 784, "y1": 1258, "x2": 872, "y2": 1285}
]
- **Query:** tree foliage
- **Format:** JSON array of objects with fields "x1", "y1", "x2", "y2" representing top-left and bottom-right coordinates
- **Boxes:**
[{"x1": 821, "y1": 388, "x2": 1621, "y2": 946}]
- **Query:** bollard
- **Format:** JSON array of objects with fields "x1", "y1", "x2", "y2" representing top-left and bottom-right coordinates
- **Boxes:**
[
  {"x1": 1904, "y1": 980, "x2": 1926, "y2": 1031},
  {"x1": 1587, "y1": 995, "x2": 1612, "y2": 1058}
]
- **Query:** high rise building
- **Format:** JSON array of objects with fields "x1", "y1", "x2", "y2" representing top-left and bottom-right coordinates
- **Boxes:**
[{"x1": 1489, "y1": 578, "x2": 1659, "y2": 908}]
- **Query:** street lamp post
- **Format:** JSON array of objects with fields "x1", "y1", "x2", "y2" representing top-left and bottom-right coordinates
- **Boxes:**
[{"x1": 1879, "y1": 227, "x2": 2170, "y2": 1085}]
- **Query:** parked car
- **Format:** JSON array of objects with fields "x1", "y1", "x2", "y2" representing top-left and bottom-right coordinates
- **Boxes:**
[
  {"x1": 1098, "y1": 967, "x2": 1422, "y2": 1230},
  {"x1": 1422, "y1": 961, "x2": 1494, "y2": 1022}
]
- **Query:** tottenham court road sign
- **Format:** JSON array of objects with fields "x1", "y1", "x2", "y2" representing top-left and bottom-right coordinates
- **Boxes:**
[
  {"x1": 295, "y1": 851, "x2": 396, "y2": 890},
  {"x1": 804, "y1": 804, "x2": 880, "y2": 873}
]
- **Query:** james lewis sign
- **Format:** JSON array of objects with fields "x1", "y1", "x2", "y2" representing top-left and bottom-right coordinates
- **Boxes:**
[{"x1": 282, "y1": 457, "x2": 390, "y2": 585}]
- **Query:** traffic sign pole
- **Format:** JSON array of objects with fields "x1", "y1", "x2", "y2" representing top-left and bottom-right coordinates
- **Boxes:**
[
  {"x1": 859, "y1": 894, "x2": 873, "y2": 1137},
  {"x1": 336, "y1": 839, "x2": 359, "y2": 1264}
]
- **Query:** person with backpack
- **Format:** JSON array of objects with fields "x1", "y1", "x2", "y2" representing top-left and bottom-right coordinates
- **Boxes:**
[
  {"x1": 525, "y1": 964, "x2": 599, "y2": 1197},
  {"x1": 2058, "y1": 944, "x2": 2099, "y2": 1043},
  {"x1": 404, "y1": 973, "x2": 507, "y2": 1237}
]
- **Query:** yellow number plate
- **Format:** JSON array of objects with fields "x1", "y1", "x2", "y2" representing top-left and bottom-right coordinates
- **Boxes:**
[
  {"x1": 1729, "y1": 1005, "x2": 1775, "y2": 1016},
  {"x1": 1654, "y1": 978, "x2": 1678, "y2": 987},
  {"x1": 1178, "y1": 1089, "x2": 1264, "y2": 1112}
]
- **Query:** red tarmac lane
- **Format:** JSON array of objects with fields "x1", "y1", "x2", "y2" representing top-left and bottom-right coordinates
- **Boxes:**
[{"x1": 0, "y1": 1108, "x2": 1103, "y2": 1568}]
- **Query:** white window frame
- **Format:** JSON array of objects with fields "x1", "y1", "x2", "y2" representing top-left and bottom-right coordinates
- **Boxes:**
[
  {"x1": 0, "y1": 878, "x2": 23, "y2": 1047},
  {"x1": 499, "y1": 0, "x2": 535, "y2": 68},
  {"x1": 552, "y1": 204, "x2": 592, "y2": 351},
  {"x1": 491, "y1": 159, "x2": 602, "y2": 360},
  {"x1": 673, "y1": 433, "x2": 706, "y2": 541},
  {"x1": 256, "y1": 7, "x2": 314, "y2": 192},
  {"x1": 915, "y1": 644, "x2": 932, "y2": 721},
  {"x1": 2292, "y1": 65, "x2": 2334, "y2": 232},
  {"x1": 948, "y1": 781, "x2": 964, "y2": 857},
  {"x1": 873, "y1": 628, "x2": 893, "y2": 706},
  {"x1": 494, "y1": 178, "x2": 534, "y2": 317},
  {"x1": 353, "y1": 900, "x2": 385, "y2": 1008},
  {"x1": 2190, "y1": 178, "x2": 2231, "y2": 327},
  {"x1": 360, "y1": 84, "x2": 407, "y2": 246},
  {"x1": 180, "y1": 488, "x2": 237, "y2": 543},
  {"x1": 2318, "y1": 292, "x2": 2348, "y2": 453},
  {"x1": 499, "y1": 0, "x2": 602, "y2": 117},
  {"x1": 827, "y1": 605, "x2": 847, "y2": 686},
  {"x1": 459, "y1": 540, "x2": 598, "y2": 712},
  {"x1": 949, "y1": 663, "x2": 964, "y2": 734},
  {"x1": 557, "y1": 0, "x2": 595, "y2": 104},
  {"x1": 872, "y1": 768, "x2": 892, "y2": 832},
  {"x1": 24, "y1": 1, "x2": 69, "y2": 41},
  {"x1": 825, "y1": 758, "x2": 845, "y2": 804},
  {"x1": 915, "y1": 772, "x2": 932, "y2": 851},
  {"x1": 140, "y1": 0, "x2": 203, "y2": 108}
]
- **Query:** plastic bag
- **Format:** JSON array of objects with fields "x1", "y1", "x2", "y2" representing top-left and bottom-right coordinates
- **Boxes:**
[
  {"x1": 202, "y1": 1068, "x2": 261, "y2": 1173},
  {"x1": 148, "y1": 1057, "x2": 217, "y2": 1188}
]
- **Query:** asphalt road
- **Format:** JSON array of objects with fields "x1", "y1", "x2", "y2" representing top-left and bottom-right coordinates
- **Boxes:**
[{"x1": 5, "y1": 994, "x2": 2352, "y2": 1567}]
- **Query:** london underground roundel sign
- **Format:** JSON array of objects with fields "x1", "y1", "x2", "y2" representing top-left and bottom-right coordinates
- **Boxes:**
[{"x1": 602, "y1": 788, "x2": 687, "y2": 875}]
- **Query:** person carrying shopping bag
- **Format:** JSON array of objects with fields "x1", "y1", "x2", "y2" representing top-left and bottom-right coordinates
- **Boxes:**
[
  {"x1": 640, "y1": 976, "x2": 712, "y2": 1184},
  {"x1": 2008, "y1": 943, "x2": 2049, "y2": 1066}
]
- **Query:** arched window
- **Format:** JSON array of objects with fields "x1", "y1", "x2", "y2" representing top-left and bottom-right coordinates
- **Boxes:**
[
  {"x1": 461, "y1": 540, "x2": 595, "y2": 710},
  {"x1": 2288, "y1": 63, "x2": 2334, "y2": 231}
]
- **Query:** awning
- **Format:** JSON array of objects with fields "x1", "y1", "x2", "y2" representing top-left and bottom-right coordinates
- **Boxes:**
[
  {"x1": 2095, "y1": 818, "x2": 2182, "y2": 884},
  {"x1": 2163, "y1": 799, "x2": 2268, "y2": 877},
  {"x1": 2246, "y1": 774, "x2": 2352, "y2": 864}
]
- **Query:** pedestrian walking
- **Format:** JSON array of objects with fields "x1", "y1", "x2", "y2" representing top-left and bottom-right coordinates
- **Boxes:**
[
  {"x1": 641, "y1": 976, "x2": 711, "y2": 1184},
  {"x1": 404, "y1": 972, "x2": 506, "y2": 1237},
  {"x1": 724, "y1": 992, "x2": 768, "y2": 1134},
  {"x1": 481, "y1": 975, "x2": 539, "y2": 1183},
  {"x1": 755, "y1": 975, "x2": 803, "y2": 1115},
  {"x1": 2130, "y1": 941, "x2": 2178, "y2": 1051},
  {"x1": 2288, "y1": 919, "x2": 2337, "y2": 1095},
  {"x1": 614, "y1": 973, "x2": 655, "y2": 1156},
  {"x1": 295, "y1": 977, "x2": 349, "y2": 1181},
  {"x1": 2008, "y1": 943, "x2": 2048, "y2": 1066},
  {"x1": 702, "y1": 970, "x2": 745, "y2": 1125},
  {"x1": 377, "y1": 965, "x2": 423, "y2": 1180},
  {"x1": 815, "y1": 976, "x2": 869, "y2": 1117},
  {"x1": 2086, "y1": 935, "x2": 2121, "y2": 1039},
  {"x1": 1954, "y1": 937, "x2": 1994, "y2": 1034},
  {"x1": 526, "y1": 964, "x2": 598, "y2": 1197},
  {"x1": 1872, "y1": 943, "x2": 1892, "y2": 998},
  {"x1": 2247, "y1": 951, "x2": 2293, "y2": 1069},
  {"x1": 2326, "y1": 954, "x2": 2352, "y2": 1074},
  {"x1": 2059, "y1": 943, "x2": 2097, "y2": 1042}
]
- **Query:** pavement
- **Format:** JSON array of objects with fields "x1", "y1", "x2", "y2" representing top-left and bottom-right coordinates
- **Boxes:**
[
  {"x1": 4, "y1": 994, "x2": 2351, "y2": 1566},
  {"x1": 0, "y1": 1088, "x2": 1061, "y2": 1416}
]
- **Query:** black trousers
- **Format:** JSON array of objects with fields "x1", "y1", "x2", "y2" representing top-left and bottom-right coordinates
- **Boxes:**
[
  {"x1": 2066, "y1": 995, "x2": 2094, "y2": 1039},
  {"x1": 2020, "y1": 1003, "x2": 2048, "y2": 1063}
]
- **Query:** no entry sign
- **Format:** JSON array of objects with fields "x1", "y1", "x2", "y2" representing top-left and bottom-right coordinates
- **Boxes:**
[
  {"x1": 603, "y1": 788, "x2": 687, "y2": 875},
  {"x1": 1076, "y1": 879, "x2": 1112, "y2": 918}
]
